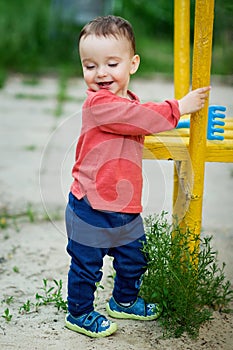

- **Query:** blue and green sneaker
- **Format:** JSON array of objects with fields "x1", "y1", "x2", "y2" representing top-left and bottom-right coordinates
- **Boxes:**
[
  {"x1": 65, "y1": 310, "x2": 117, "y2": 338},
  {"x1": 106, "y1": 296, "x2": 162, "y2": 321}
]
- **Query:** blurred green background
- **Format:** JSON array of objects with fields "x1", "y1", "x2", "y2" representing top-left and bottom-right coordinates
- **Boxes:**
[{"x1": 0, "y1": 0, "x2": 232, "y2": 85}]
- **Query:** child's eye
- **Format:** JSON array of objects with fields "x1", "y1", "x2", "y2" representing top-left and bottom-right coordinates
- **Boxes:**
[
  {"x1": 108, "y1": 63, "x2": 118, "y2": 67},
  {"x1": 86, "y1": 65, "x2": 95, "y2": 70}
]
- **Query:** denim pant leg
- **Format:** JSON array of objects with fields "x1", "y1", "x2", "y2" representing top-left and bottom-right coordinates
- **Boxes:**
[
  {"x1": 67, "y1": 238, "x2": 107, "y2": 316},
  {"x1": 110, "y1": 234, "x2": 147, "y2": 304}
]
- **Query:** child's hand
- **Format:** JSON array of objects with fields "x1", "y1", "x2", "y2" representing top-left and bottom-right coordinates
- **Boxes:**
[{"x1": 178, "y1": 86, "x2": 211, "y2": 116}]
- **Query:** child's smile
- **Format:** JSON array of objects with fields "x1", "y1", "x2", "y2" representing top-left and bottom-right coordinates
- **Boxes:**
[{"x1": 97, "y1": 81, "x2": 114, "y2": 89}]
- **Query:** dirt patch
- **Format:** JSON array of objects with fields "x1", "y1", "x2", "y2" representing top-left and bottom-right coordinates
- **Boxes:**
[{"x1": 0, "y1": 221, "x2": 233, "y2": 350}]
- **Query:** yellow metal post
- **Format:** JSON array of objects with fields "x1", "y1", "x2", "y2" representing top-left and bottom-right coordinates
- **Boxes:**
[
  {"x1": 174, "y1": 0, "x2": 190, "y2": 99},
  {"x1": 173, "y1": 0, "x2": 191, "y2": 221},
  {"x1": 180, "y1": 0, "x2": 215, "y2": 243}
]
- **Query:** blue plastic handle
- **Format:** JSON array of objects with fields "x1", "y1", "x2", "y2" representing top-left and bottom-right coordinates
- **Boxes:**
[
  {"x1": 207, "y1": 105, "x2": 226, "y2": 141},
  {"x1": 176, "y1": 105, "x2": 226, "y2": 141},
  {"x1": 176, "y1": 119, "x2": 190, "y2": 129}
]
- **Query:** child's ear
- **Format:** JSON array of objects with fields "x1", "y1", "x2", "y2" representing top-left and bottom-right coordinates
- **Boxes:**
[{"x1": 130, "y1": 54, "x2": 140, "y2": 75}]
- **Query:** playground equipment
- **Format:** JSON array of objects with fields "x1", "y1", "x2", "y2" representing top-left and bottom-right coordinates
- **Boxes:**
[
  {"x1": 176, "y1": 105, "x2": 227, "y2": 141},
  {"x1": 143, "y1": 0, "x2": 233, "y2": 245}
]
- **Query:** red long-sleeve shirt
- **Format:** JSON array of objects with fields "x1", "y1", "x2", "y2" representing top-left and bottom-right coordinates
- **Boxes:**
[{"x1": 71, "y1": 89, "x2": 180, "y2": 213}]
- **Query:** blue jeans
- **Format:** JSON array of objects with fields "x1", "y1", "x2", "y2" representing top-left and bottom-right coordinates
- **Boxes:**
[{"x1": 66, "y1": 192, "x2": 147, "y2": 316}]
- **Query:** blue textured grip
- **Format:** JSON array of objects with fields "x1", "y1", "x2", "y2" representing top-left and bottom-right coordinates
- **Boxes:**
[
  {"x1": 176, "y1": 105, "x2": 226, "y2": 141},
  {"x1": 207, "y1": 105, "x2": 226, "y2": 141}
]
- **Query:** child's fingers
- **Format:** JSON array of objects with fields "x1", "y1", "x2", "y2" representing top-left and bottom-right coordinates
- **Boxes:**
[
  {"x1": 197, "y1": 87, "x2": 211, "y2": 102},
  {"x1": 200, "y1": 92, "x2": 208, "y2": 99},
  {"x1": 196, "y1": 86, "x2": 211, "y2": 94}
]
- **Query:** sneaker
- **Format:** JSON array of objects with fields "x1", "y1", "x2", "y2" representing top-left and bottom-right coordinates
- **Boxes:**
[
  {"x1": 65, "y1": 310, "x2": 117, "y2": 338},
  {"x1": 106, "y1": 296, "x2": 162, "y2": 321}
]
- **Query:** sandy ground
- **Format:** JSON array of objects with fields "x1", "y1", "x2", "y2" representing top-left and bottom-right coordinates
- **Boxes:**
[{"x1": 0, "y1": 75, "x2": 233, "y2": 349}]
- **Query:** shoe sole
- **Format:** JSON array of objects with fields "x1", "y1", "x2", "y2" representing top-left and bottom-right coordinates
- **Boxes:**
[
  {"x1": 106, "y1": 303, "x2": 161, "y2": 321},
  {"x1": 65, "y1": 317, "x2": 118, "y2": 338}
]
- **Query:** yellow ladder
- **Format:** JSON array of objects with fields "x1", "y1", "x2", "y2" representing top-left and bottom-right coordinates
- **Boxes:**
[{"x1": 143, "y1": 0, "x2": 233, "y2": 248}]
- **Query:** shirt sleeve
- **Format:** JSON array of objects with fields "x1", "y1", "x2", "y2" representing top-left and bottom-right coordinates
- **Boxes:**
[{"x1": 85, "y1": 89, "x2": 180, "y2": 136}]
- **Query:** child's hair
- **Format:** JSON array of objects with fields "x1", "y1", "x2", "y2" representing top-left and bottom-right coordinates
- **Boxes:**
[{"x1": 78, "y1": 15, "x2": 136, "y2": 54}]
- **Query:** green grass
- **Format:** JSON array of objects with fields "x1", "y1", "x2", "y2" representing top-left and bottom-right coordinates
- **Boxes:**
[
  {"x1": 140, "y1": 212, "x2": 233, "y2": 338},
  {"x1": 1, "y1": 279, "x2": 67, "y2": 321},
  {"x1": 22, "y1": 76, "x2": 40, "y2": 86},
  {"x1": 0, "y1": 203, "x2": 63, "y2": 231}
]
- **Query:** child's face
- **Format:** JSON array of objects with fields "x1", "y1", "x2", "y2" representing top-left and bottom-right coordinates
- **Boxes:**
[{"x1": 79, "y1": 34, "x2": 140, "y2": 99}]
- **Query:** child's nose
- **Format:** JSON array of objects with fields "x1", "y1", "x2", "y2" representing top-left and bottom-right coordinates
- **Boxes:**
[{"x1": 97, "y1": 66, "x2": 107, "y2": 77}]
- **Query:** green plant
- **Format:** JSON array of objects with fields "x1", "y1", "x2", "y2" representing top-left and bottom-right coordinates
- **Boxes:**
[
  {"x1": 19, "y1": 300, "x2": 32, "y2": 314},
  {"x1": 2, "y1": 296, "x2": 14, "y2": 305},
  {"x1": 26, "y1": 203, "x2": 35, "y2": 223},
  {"x1": 18, "y1": 279, "x2": 67, "y2": 315},
  {"x1": 24, "y1": 145, "x2": 37, "y2": 151},
  {"x1": 13, "y1": 266, "x2": 19, "y2": 273},
  {"x1": 140, "y1": 212, "x2": 233, "y2": 338},
  {"x1": 35, "y1": 279, "x2": 67, "y2": 312},
  {"x1": 2, "y1": 308, "x2": 12, "y2": 322},
  {"x1": 0, "y1": 203, "x2": 65, "y2": 232}
]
